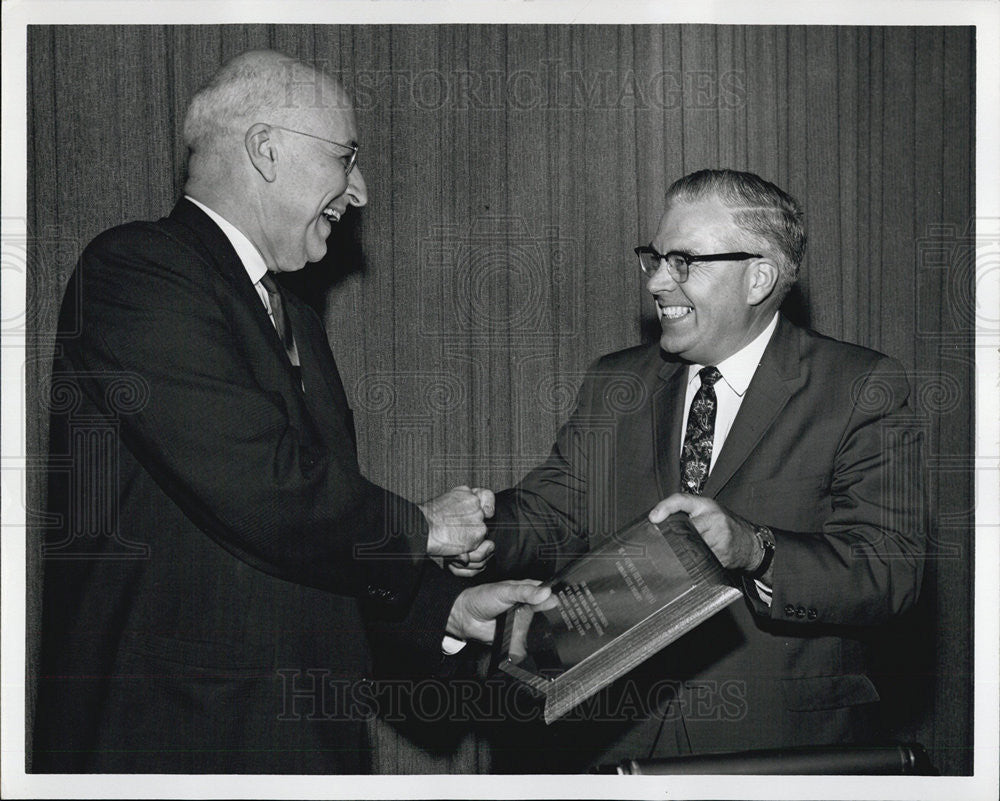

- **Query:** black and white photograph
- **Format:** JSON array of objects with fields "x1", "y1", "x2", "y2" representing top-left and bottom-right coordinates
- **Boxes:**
[{"x1": 1, "y1": 1, "x2": 997, "y2": 799}]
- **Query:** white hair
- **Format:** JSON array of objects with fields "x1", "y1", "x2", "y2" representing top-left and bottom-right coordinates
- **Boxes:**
[{"x1": 183, "y1": 50, "x2": 343, "y2": 159}]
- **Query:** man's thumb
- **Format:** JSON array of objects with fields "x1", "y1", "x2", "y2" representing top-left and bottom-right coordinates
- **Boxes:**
[
  {"x1": 649, "y1": 492, "x2": 698, "y2": 523},
  {"x1": 471, "y1": 487, "x2": 495, "y2": 517},
  {"x1": 502, "y1": 580, "x2": 550, "y2": 607}
]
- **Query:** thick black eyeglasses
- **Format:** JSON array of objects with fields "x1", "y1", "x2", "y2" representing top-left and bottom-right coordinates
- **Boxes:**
[
  {"x1": 634, "y1": 246, "x2": 761, "y2": 283},
  {"x1": 269, "y1": 124, "x2": 359, "y2": 175}
]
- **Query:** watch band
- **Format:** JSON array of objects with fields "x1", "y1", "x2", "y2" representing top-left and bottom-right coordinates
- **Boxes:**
[{"x1": 747, "y1": 524, "x2": 775, "y2": 580}]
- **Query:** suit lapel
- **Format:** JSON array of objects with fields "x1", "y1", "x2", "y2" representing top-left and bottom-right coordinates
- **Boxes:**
[
  {"x1": 702, "y1": 316, "x2": 805, "y2": 497},
  {"x1": 652, "y1": 359, "x2": 688, "y2": 499},
  {"x1": 282, "y1": 295, "x2": 358, "y2": 451},
  {"x1": 168, "y1": 199, "x2": 294, "y2": 377},
  {"x1": 167, "y1": 199, "x2": 325, "y2": 434}
]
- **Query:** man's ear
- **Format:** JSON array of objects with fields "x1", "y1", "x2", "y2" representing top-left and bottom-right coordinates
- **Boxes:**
[
  {"x1": 245, "y1": 123, "x2": 278, "y2": 182},
  {"x1": 746, "y1": 258, "x2": 780, "y2": 306}
]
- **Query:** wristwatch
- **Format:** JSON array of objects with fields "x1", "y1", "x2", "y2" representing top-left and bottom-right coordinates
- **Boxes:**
[{"x1": 747, "y1": 524, "x2": 775, "y2": 580}]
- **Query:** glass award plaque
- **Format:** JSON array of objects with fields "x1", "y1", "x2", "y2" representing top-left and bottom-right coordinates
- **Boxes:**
[{"x1": 496, "y1": 512, "x2": 743, "y2": 724}]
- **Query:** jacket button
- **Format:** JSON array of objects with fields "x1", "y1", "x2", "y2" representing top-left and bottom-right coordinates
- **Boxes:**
[
  {"x1": 784, "y1": 604, "x2": 795, "y2": 617},
  {"x1": 807, "y1": 608, "x2": 818, "y2": 620},
  {"x1": 795, "y1": 606, "x2": 806, "y2": 618}
]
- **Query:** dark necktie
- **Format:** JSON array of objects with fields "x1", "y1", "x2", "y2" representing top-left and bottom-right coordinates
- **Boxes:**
[
  {"x1": 259, "y1": 272, "x2": 301, "y2": 377},
  {"x1": 680, "y1": 366, "x2": 722, "y2": 494}
]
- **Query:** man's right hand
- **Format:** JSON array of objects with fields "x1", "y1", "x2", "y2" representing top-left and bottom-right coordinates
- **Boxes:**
[{"x1": 419, "y1": 485, "x2": 495, "y2": 558}]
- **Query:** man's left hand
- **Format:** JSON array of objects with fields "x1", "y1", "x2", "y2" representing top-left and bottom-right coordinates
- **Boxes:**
[
  {"x1": 446, "y1": 580, "x2": 551, "y2": 644},
  {"x1": 649, "y1": 493, "x2": 759, "y2": 571}
]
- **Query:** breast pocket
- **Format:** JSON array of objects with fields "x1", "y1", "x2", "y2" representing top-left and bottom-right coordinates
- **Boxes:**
[{"x1": 749, "y1": 472, "x2": 831, "y2": 531}]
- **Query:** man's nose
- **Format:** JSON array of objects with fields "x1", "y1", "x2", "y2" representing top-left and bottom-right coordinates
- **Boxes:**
[
  {"x1": 646, "y1": 259, "x2": 680, "y2": 294},
  {"x1": 346, "y1": 165, "x2": 368, "y2": 208}
]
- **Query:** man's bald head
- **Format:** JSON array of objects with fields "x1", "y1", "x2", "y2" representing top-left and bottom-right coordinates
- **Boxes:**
[{"x1": 183, "y1": 49, "x2": 348, "y2": 175}]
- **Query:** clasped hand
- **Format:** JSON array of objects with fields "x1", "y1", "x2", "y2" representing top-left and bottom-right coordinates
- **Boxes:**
[{"x1": 419, "y1": 485, "x2": 495, "y2": 576}]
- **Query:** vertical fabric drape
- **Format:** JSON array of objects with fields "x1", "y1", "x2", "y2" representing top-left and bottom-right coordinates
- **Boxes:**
[{"x1": 25, "y1": 24, "x2": 974, "y2": 775}]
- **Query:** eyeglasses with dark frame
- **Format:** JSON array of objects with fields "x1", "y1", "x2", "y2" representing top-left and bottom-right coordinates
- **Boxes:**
[
  {"x1": 268, "y1": 124, "x2": 359, "y2": 175},
  {"x1": 634, "y1": 246, "x2": 762, "y2": 283}
]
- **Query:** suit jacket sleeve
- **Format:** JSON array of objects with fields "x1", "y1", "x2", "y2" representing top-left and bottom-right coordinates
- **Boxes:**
[
  {"x1": 61, "y1": 222, "x2": 437, "y2": 606},
  {"x1": 742, "y1": 355, "x2": 926, "y2": 627},
  {"x1": 487, "y1": 359, "x2": 604, "y2": 579}
]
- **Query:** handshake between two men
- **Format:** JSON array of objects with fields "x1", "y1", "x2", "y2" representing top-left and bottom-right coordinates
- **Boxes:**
[
  {"x1": 418, "y1": 485, "x2": 548, "y2": 647},
  {"x1": 417, "y1": 484, "x2": 772, "y2": 649}
]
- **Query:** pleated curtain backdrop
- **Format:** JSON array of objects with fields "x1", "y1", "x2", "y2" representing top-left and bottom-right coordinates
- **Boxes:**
[{"x1": 25, "y1": 24, "x2": 975, "y2": 775}]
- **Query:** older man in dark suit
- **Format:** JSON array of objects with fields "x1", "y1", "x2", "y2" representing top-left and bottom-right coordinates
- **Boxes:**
[
  {"x1": 33, "y1": 49, "x2": 544, "y2": 774},
  {"x1": 485, "y1": 169, "x2": 925, "y2": 770}
]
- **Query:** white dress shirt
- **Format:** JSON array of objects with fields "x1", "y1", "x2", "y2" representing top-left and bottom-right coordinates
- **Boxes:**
[
  {"x1": 678, "y1": 312, "x2": 780, "y2": 602},
  {"x1": 185, "y1": 196, "x2": 268, "y2": 297},
  {"x1": 186, "y1": 196, "x2": 300, "y2": 366}
]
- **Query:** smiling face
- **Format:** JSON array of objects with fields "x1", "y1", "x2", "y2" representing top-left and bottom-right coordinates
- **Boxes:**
[
  {"x1": 647, "y1": 196, "x2": 771, "y2": 365},
  {"x1": 257, "y1": 78, "x2": 368, "y2": 272}
]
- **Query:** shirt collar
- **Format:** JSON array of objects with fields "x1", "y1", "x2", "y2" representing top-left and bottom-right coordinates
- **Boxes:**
[
  {"x1": 185, "y1": 195, "x2": 269, "y2": 285},
  {"x1": 686, "y1": 312, "x2": 780, "y2": 397}
]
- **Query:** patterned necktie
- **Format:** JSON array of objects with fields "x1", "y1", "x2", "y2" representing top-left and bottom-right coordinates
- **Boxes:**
[
  {"x1": 259, "y1": 272, "x2": 301, "y2": 375},
  {"x1": 680, "y1": 366, "x2": 722, "y2": 494}
]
